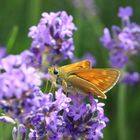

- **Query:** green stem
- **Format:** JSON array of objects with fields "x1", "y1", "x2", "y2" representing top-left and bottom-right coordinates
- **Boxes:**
[
  {"x1": 16, "y1": 123, "x2": 21, "y2": 140},
  {"x1": 117, "y1": 69, "x2": 127, "y2": 140},
  {"x1": 6, "y1": 26, "x2": 18, "y2": 53}
]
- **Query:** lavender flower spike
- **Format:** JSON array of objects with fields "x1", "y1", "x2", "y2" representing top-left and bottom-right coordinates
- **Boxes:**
[
  {"x1": 100, "y1": 6, "x2": 140, "y2": 84},
  {"x1": 118, "y1": 6, "x2": 133, "y2": 19},
  {"x1": 123, "y1": 72, "x2": 140, "y2": 85},
  {"x1": 63, "y1": 94, "x2": 109, "y2": 140},
  {"x1": 28, "y1": 11, "x2": 77, "y2": 66}
]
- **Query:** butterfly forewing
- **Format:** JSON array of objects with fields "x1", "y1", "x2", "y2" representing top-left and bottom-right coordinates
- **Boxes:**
[
  {"x1": 59, "y1": 60, "x2": 91, "y2": 73},
  {"x1": 74, "y1": 69, "x2": 120, "y2": 93}
]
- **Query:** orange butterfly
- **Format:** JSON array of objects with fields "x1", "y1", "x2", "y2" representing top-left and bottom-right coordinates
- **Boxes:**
[{"x1": 48, "y1": 60, "x2": 120, "y2": 99}]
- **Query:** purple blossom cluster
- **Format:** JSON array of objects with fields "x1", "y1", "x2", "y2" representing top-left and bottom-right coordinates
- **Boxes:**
[
  {"x1": 122, "y1": 72, "x2": 140, "y2": 85},
  {"x1": 100, "y1": 6, "x2": 140, "y2": 85},
  {"x1": 63, "y1": 94, "x2": 108, "y2": 140},
  {"x1": 27, "y1": 88, "x2": 71, "y2": 140},
  {"x1": 26, "y1": 92, "x2": 108, "y2": 140},
  {"x1": 0, "y1": 53, "x2": 42, "y2": 123},
  {"x1": 0, "y1": 11, "x2": 108, "y2": 140},
  {"x1": 28, "y1": 11, "x2": 77, "y2": 66}
]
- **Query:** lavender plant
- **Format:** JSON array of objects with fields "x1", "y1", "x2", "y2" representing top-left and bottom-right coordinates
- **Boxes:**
[
  {"x1": 28, "y1": 11, "x2": 77, "y2": 66},
  {"x1": 0, "y1": 11, "x2": 108, "y2": 140},
  {"x1": 100, "y1": 6, "x2": 140, "y2": 140},
  {"x1": 100, "y1": 6, "x2": 140, "y2": 85}
]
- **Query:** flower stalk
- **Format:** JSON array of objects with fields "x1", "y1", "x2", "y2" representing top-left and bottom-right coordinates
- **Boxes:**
[{"x1": 118, "y1": 68, "x2": 127, "y2": 140}]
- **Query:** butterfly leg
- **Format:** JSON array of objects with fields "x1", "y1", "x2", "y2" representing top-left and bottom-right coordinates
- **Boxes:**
[
  {"x1": 49, "y1": 77, "x2": 57, "y2": 93},
  {"x1": 43, "y1": 80, "x2": 49, "y2": 93},
  {"x1": 49, "y1": 82, "x2": 55, "y2": 93},
  {"x1": 62, "y1": 80, "x2": 68, "y2": 95}
]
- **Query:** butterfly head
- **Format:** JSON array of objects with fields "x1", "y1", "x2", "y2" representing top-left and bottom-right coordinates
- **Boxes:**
[{"x1": 48, "y1": 67, "x2": 59, "y2": 76}]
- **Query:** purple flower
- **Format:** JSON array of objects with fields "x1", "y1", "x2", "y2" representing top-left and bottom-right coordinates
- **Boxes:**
[
  {"x1": 14, "y1": 90, "x2": 108, "y2": 140},
  {"x1": 63, "y1": 94, "x2": 109, "y2": 139},
  {"x1": 26, "y1": 89, "x2": 71, "y2": 140},
  {"x1": 21, "y1": 50, "x2": 41, "y2": 68},
  {"x1": 29, "y1": 129, "x2": 38, "y2": 140},
  {"x1": 0, "y1": 53, "x2": 42, "y2": 123},
  {"x1": 0, "y1": 116, "x2": 15, "y2": 124},
  {"x1": 54, "y1": 88, "x2": 71, "y2": 111},
  {"x1": 100, "y1": 6, "x2": 140, "y2": 67},
  {"x1": 68, "y1": 102, "x2": 87, "y2": 121},
  {"x1": 100, "y1": 6, "x2": 140, "y2": 84},
  {"x1": 110, "y1": 50, "x2": 128, "y2": 69},
  {"x1": 118, "y1": 6, "x2": 133, "y2": 19},
  {"x1": 100, "y1": 28, "x2": 112, "y2": 49},
  {"x1": 118, "y1": 31, "x2": 135, "y2": 50},
  {"x1": 0, "y1": 55, "x2": 41, "y2": 100},
  {"x1": 122, "y1": 72, "x2": 140, "y2": 85},
  {"x1": 28, "y1": 11, "x2": 77, "y2": 65}
]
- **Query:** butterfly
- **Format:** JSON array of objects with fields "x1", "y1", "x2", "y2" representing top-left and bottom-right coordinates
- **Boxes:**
[{"x1": 48, "y1": 60, "x2": 120, "y2": 99}]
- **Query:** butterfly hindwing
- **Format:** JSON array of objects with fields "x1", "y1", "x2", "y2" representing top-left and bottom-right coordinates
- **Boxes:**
[
  {"x1": 74, "y1": 69, "x2": 120, "y2": 93},
  {"x1": 67, "y1": 74, "x2": 107, "y2": 99}
]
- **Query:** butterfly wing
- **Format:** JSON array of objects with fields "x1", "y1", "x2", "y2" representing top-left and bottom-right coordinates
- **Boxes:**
[
  {"x1": 75, "y1": 69, "x2": 120, "y2": 93},
  {"x1": 67, "y1": 74, "x2": 107, "y2": 99},
  {"x1": 59, "y1": 60, "x2": 91, "y2": 73},
  {"x1": 67, "y1": 69, "x2": 120, "y2": 99}
]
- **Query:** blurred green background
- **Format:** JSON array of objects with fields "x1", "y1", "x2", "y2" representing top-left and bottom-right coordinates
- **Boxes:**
[{"x1": 0, "y1": 0, "x2": 140, "y2": 140}]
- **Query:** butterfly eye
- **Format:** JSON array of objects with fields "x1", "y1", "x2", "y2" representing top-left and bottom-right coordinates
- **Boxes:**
[{"x1": 53, "y1": 68, "x2": 59, "y2": 75}]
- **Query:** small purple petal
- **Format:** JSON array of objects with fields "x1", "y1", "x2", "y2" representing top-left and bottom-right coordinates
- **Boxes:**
[
  {"x1": 0, "y1": 47, "x2": 6, "y2": 59},
  {"x1": 0, "y1": 116, "x2": 15, "y2": 124},
  {"x1": 118, "y1": 6, "x2": 133, "y2": 19},
  {"x1": 100, "y1": 28, "x2": 112, "y2": 49}
]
